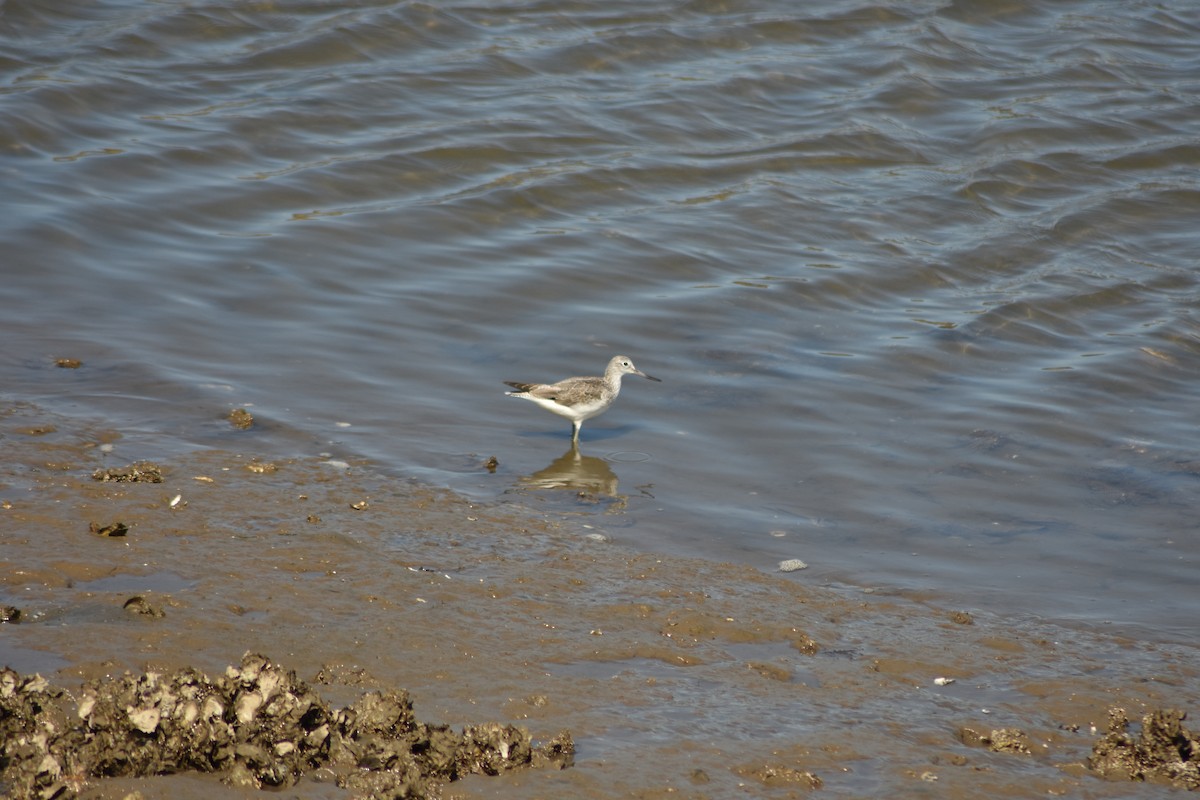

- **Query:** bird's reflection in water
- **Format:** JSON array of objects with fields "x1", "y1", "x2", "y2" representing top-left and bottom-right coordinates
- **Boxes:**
[{"x1": 517, "y1": 445, "x2": 623, "y2": 506}]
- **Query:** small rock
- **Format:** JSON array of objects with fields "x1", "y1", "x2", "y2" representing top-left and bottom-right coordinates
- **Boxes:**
[
  {"x1": 778, "y1": 558, "x2": 808, "y2": 572},
  {"x1": 228, "y1": 408, "x2": 254, "y2": 429},
  {"x1": 123, "y1": 596, "x2": 165, "y2": 617},
  {"x1": 988, "y1": 729, "x2": 1032, "y2": 754},
  {"x1": 959, "y1": 726, "x2": 1031, "y2": 754},
  {"x1": 90, "y1": 521, "x2": 129, "y2": 537}
]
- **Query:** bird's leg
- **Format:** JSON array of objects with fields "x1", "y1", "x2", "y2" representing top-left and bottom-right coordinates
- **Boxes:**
[{"x1": 571, "y1": 421, "x2": 581, "y2": 443}]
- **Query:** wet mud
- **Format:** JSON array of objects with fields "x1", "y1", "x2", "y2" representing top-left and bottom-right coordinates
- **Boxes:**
[{"x1": 2, "y1": 403, "x2": 1199, "y2": 798}]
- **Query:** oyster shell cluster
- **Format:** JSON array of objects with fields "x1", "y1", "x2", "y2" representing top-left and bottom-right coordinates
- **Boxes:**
[{"x1": 0, "y1": 653, "x2": 573, "y2": 799}]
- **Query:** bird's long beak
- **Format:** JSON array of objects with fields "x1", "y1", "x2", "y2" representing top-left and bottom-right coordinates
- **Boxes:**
[{"x1": 639, "y1": 371, "x2": 662, "y2": 382}]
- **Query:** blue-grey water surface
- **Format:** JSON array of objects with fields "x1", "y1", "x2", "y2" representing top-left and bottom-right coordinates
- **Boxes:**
[{"x1": 3, "y1": 0, "x2": 1199, "y2": 642}]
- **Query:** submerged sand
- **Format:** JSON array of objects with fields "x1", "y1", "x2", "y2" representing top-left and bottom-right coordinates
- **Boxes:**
[{"x1": 1, "y1": 402, "x2": 1198, "y2": 798}]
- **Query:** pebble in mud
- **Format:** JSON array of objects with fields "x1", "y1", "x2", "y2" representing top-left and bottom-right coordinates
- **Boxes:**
[{"x1": 0, "y1": 653, "x2": 573, "y2": 800}]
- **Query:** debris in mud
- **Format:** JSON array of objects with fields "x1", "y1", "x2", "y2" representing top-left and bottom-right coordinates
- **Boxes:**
[
  {"x1": 313, "y1": 663, "x2": 380, "y2": 688},
  {"x1": 0, "y1": 653, "x2": 573, "y2": 800},
  {"x1": 228, "y1": 408, "x2": 254, "y2": 429},
  {"x1": 92, "y1": 461, "x2": 164, "y2": 483},
  {"x1": 54, "y1": 358, "x2": 82, "y2": 369},
  {"x1": 734, "y1": 762, "x2": 823, "y2": 789},
  {"x1": 88, "y1": 521, "x2": 129, "y2": 537},
  {"x1": 1, "y1": 606, "x2": 21, "y2": 623},
  {"x1": 967, "y1": 429, "x2": 1010, "y2": 452},
  {"x1": 1087, "y1": 707, "x2": 1200, "y2": 789},
  {"x1": 958, "y1": 726, "x2": 1032, "y2": 754},
  {"x1": 949, "y1": 610, "x2": 974, "y2": 625},
  {"x1": 16, "y1": 425, "x2": 56, "y2": 436},
  {"x1": 747, "y1": 661, "x2": 792, "y2": 682},
  {"x1": 485, "y1": 455, "x2": 499, "y2": 473},
  {"x1": 791, "y1": 633, "x2": 820, "y2": 655}
]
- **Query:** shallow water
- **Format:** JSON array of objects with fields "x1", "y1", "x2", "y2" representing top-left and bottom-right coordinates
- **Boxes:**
[{"x1": 3, "y1": 0, "x2": 1199, "y2": 645}]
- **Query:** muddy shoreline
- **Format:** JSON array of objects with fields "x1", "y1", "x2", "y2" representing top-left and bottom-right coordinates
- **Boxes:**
[{"x1": 2, "y1": 402, "x2": 1198, "y2": 798}]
